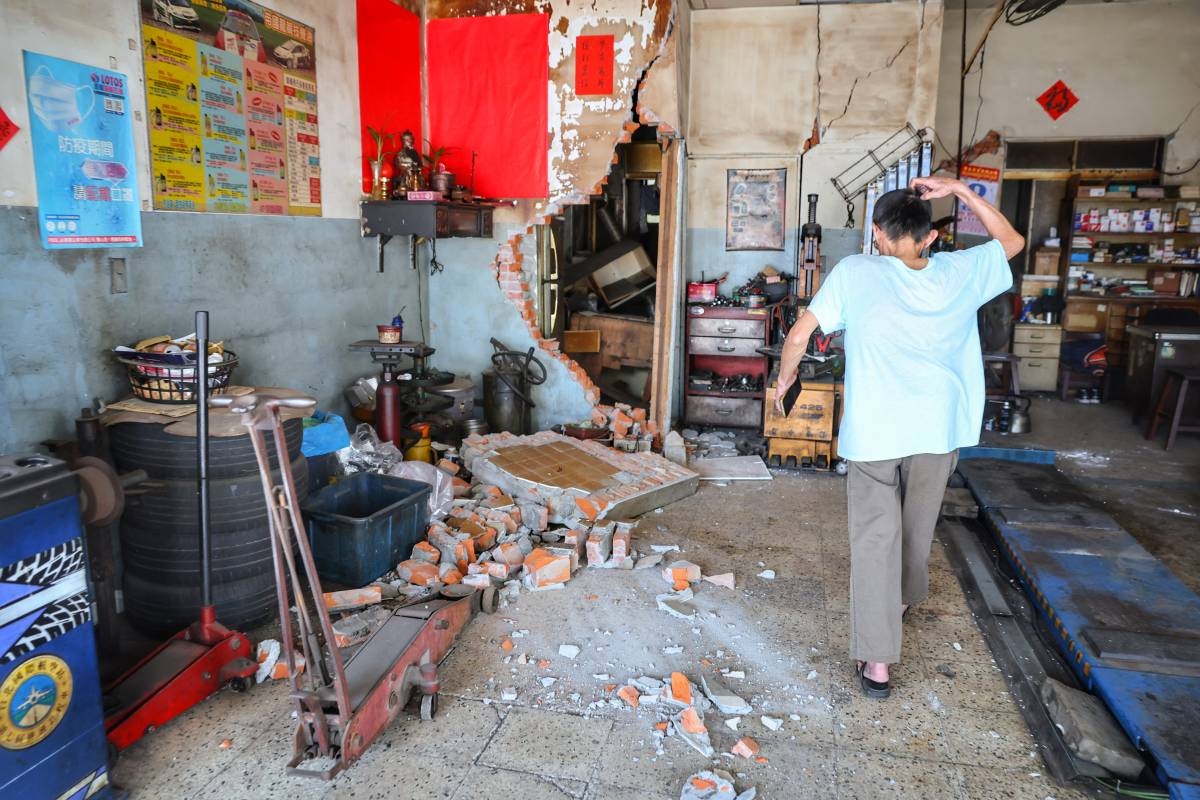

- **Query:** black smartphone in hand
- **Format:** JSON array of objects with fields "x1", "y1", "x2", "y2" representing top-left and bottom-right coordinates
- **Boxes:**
[{"x1": 781, "y1": 379, "x2": 803, "y2": 416}]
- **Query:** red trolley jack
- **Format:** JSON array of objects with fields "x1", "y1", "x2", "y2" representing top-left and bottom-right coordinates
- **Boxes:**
[
  {"x1": 216, "y1": 392, "x2": 497, "y2": 780},
  {"x1": 104, "y1": 311, "x2": 257, "y2": 751}
]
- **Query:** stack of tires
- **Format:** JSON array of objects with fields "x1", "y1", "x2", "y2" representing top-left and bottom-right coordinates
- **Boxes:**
[{"x1": 110, "y1": 419, "x2": 308, "y2": 636}]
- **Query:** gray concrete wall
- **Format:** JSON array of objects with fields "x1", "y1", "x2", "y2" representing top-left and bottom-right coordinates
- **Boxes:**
[
  {"x1": 428, "y1": 231, "x2": 593, "y2": 431},
  {"x1": 936, "y1": 0, "x2": 1200, "y2": 178},
  {"x1": 684, "y1": 2, "x2": 945, "y2": 285},
  {"x1": 0, "y1": 206, "x2": 422, "y2": 453}
]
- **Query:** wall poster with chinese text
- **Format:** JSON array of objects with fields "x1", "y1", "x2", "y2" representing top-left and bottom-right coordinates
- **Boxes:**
[
  {"x1": 23, "y1": 51, "x2": 142, "y2": 249},
  {"x1": 140, "y1": 0, "x2": 321, "y2": 215}
]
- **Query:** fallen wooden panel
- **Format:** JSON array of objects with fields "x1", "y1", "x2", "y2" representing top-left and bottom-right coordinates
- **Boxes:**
[{"x1": 691, "y1": 455, "x2": 772, "y2": 481}]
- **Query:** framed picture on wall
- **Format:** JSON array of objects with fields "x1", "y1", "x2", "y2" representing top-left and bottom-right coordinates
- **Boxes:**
[{"x1": 726, "y1": 168, "x2": 786, "y2": 251}]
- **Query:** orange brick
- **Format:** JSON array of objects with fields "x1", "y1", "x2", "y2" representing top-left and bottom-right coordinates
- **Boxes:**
[
  {"x1": 575, "y1": 498, "x2": 601, "y2": 522},
  {"x1": 690, "y1": 777, "x2": 717, "y2": 791},
  {"x1": 755, "y1": 756, "x2": 769, "y2": 764},
  {"x1": 500, "y1": 637, "x2": 515, "y2": 652},
  {"x1": 522, "y1": 548, "x2": 571, "y2": 588},
  {"x1": 493, "y1": 541, "x2": 525, "y2": 566},
  {"x1": 397, "y1": 560, "x2": 439, "y2": 586},
  {"x1": 617, "y1": 685, "x2": 640, "y2": 708},
  {"x1": 654, "y1": 721, "x2": 669, "y2": 732},
  {"x1": 732, "y1": 737, "x2": 759, "y2": 759},
  {"x1": 670, "y1": 672, "x2": 692, "y2": 706},
  {"x1": 411, "y1": 541, "x2": 441, "y2": 564},
  {"x1": 484, "y1": 561, "x2": 515, "y2": 579},
  {"x1": 438, "y1": 564, "x2": 462, "y2": 584},
  {"x1": 679, "y1": 707, "x2": 706, "y2": 735},
  {"x1": 632, "y1": 408, "x2": 647, "y2": 424}
]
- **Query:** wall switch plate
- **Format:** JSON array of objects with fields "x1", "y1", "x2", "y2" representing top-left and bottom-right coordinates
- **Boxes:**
[{"x1": 110, "y1": 257, "x2": 128, "y2": 294}]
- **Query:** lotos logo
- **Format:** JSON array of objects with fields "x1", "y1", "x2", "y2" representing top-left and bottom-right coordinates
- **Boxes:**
[{"x1": 90, "y1": 72, "x2": 126, "y2": 95}]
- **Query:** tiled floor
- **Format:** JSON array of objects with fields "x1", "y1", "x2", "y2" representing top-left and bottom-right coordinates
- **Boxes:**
[{"x1": 111, "y1": 469, "x2": 1103, "y2": 799}]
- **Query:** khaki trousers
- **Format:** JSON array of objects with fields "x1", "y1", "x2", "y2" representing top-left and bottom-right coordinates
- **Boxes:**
[{"x1": 846, "y1": 451, "x2": 959, "y2": 664}]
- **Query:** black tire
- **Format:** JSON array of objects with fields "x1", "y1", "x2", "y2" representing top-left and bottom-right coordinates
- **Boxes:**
[
  {"x1": 121, "y1": 521, "x2": 274, "y2": 584},
  {"x1": 108, "y1": 418, "x2": 303, "y2": 480},
  {"x1": 122, "y1": 455, "x2": 308, "y2": 532},
  {"x1": 123, "y1": 569, "x2": 276, "y2": 637}
]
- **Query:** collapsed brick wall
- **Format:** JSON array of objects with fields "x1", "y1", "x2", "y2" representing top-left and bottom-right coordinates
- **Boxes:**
[{"x1": 428, "y1": 0, "x2": 679, "y2": 414}]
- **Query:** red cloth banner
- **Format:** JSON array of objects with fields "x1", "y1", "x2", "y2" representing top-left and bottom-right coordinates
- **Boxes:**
[
  {"x1": 428, "y1": 13, "x2": 549, "y2": 199},
  {"x1": 356, "y1": 0, "x2": 421, "y2": 185},
  {"x1": 576, "y1": 35, "x2": 614, "y2": 96}
]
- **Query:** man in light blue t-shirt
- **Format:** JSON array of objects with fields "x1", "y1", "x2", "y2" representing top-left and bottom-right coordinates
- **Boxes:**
[{"x1": 776, "y1": 175, "x2": 1024, "y2": 699}]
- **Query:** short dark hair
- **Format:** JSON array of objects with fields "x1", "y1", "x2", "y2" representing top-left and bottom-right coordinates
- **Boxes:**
[{"x1": 872, "y1": 188, "x2": 933, "y2": 242}]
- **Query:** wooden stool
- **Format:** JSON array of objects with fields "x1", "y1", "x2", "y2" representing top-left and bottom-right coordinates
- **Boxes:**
[
  {"x1": 983, "y1": 353, "x2": 1021, "y2": 399},
  {"x1": 1145, "y1": 369, "x2": 1200, "y2": 450}
]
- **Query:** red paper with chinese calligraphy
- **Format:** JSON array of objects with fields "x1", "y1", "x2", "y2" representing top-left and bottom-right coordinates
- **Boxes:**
[
  {"x1": 576, "y1": 35, "x2": 614, "y2": 96},
  {"x1": 0, "y1": 105, "x2": 18, "y2": 153},
  {"x1": 1036, "y1": 80, "x2": 1078, "y2": 121}
]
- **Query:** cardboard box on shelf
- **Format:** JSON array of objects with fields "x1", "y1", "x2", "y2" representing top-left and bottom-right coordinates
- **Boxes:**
[{"x1": 1033, "y1": 249, "x2": 1060, "y2": 276}]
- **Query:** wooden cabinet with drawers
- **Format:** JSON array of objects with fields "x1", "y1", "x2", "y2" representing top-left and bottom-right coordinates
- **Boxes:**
[
  {"x1": 683, "y1": 305, "x2": 771, "y2": 428},
  {"x1": 1012, "y1": 323, "x2": 1062, "y2": 392}
]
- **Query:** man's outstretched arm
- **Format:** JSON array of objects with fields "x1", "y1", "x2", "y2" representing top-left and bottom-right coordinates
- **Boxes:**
[
  {"x1": 774, "y1": 310, "x2": 820, "y2": 414},
  {"x1": 910, "y1": 176, "x2": 1025, "y2": 259}
]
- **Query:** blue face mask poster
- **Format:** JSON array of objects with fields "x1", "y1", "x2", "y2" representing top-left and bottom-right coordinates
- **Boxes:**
[{"x1": 23, "y1": 51, "x2": 142, "y2": 249}]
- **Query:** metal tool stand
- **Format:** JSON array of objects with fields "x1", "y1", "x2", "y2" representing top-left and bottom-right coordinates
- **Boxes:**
[
  {"x1": 216, "y1": 392, "x2": 497, "y2": 780},
  {"x1": 348, "y1": 339, "x2": 455, "y2": 432},
  {"x1": 104, "y1": 311, "x2": 258, "y2": 752}
]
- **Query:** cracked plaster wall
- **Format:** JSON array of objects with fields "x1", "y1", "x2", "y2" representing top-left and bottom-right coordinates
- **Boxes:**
[
  {"x1": 425, "y1": 0, "x2": 680, "y2": 427},
  {"x1": 685, "y1": 1, "x2": 944, "y2": 288},
  {"x1": 936, "y1": 0, "x2": 1200, "y2": 183}
]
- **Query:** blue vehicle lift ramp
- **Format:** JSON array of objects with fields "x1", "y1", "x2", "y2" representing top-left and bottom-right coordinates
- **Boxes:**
[{"x1": 959, "y1": 458, "x2": 1200, "y2": 795}]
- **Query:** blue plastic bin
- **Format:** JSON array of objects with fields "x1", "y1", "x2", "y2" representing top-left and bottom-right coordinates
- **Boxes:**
[{"x1": 302, "y1": 473, "x2": 431, "y2": 587}]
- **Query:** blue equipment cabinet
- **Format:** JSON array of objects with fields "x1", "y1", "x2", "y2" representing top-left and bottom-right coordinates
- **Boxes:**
[{"x1": 0, "y1": 455, "x2": 111, "y2": 800}]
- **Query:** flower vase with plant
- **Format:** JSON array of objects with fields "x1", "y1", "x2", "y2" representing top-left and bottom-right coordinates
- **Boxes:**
[{"x1": 366, "y1": 127, "x2": 397, "y2": 199}]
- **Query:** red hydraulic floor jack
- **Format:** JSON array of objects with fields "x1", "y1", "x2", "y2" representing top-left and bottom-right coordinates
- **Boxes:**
[
  {"x1": 216, "y1": 392, "x2": 496, "y2": 780},
  {"x1": 104, "y1": 311, "x2": 258, "y2": 751}
]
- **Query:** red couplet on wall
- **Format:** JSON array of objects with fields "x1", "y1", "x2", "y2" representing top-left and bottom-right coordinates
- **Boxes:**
[
  {"x1": 427, "y1": 13, "x2": 549, "y2": 199},
  {"x1": 576, "y1": 35, "x2": 615, "y2": 96},
  {"x1": 356, "y1": 0, "x2": 421, "y2": 187}
]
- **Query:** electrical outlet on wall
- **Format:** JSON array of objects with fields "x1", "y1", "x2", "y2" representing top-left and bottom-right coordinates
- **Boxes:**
[{"x1": 110, "y1": 257, "x2": 128, "y2": 294}]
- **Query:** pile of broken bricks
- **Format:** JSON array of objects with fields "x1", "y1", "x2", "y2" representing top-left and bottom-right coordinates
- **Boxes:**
[
  {"x1": 327, "y1": 431, "x2": 700, "y2": 646},
  {"x1": 589, "y1": 402, "x2": 658, "y2": 452}
]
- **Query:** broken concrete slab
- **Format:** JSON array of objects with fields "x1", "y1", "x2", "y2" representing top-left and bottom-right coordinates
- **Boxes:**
[
  {"x1": 703, "y1": 573, "x2": 735, "y2": 590},
  {"x1": 1040, "y1": 677, "x2": 1144, "y2": 779},
  {"x1": 701, "y1": 674, "x2": 753, "y2": 715},
  {"x1": 760, "y1": 715, "x2": 783, "y2": 731},
  {"x1": 558, "y1": 644, "x2": 581, "y2": 660},
  {"x1": 635, "y1": 553, "x2": 664, "y2": 570},
  {"x1": 657, "y1": 589, "x2": 696, "y2": 620},
  {"x1": 461, "y1": 431, "x2": 699, "y2": 522},
  {"x1": 674, "y1": 707, "x2": 714, "y2": 757}
]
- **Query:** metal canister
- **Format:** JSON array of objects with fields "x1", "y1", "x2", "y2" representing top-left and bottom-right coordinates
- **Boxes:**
[{"x1": 428, "y1": 375, "x2": 476, "y2": 422}]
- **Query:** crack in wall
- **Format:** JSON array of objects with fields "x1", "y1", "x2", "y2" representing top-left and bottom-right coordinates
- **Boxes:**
[{"x1": 821, "y1": 37, "x2": 913, "y2": 137}]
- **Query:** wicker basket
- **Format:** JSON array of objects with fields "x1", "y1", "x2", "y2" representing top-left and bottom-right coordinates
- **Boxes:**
[{"x1": 118, "y1": 350, "x2": 239, "y2": 404}]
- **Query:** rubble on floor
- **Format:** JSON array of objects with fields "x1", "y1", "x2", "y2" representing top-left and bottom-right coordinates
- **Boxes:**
[{"x1": 679, "y1": 769, "x2": 757, "y2": 800}]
